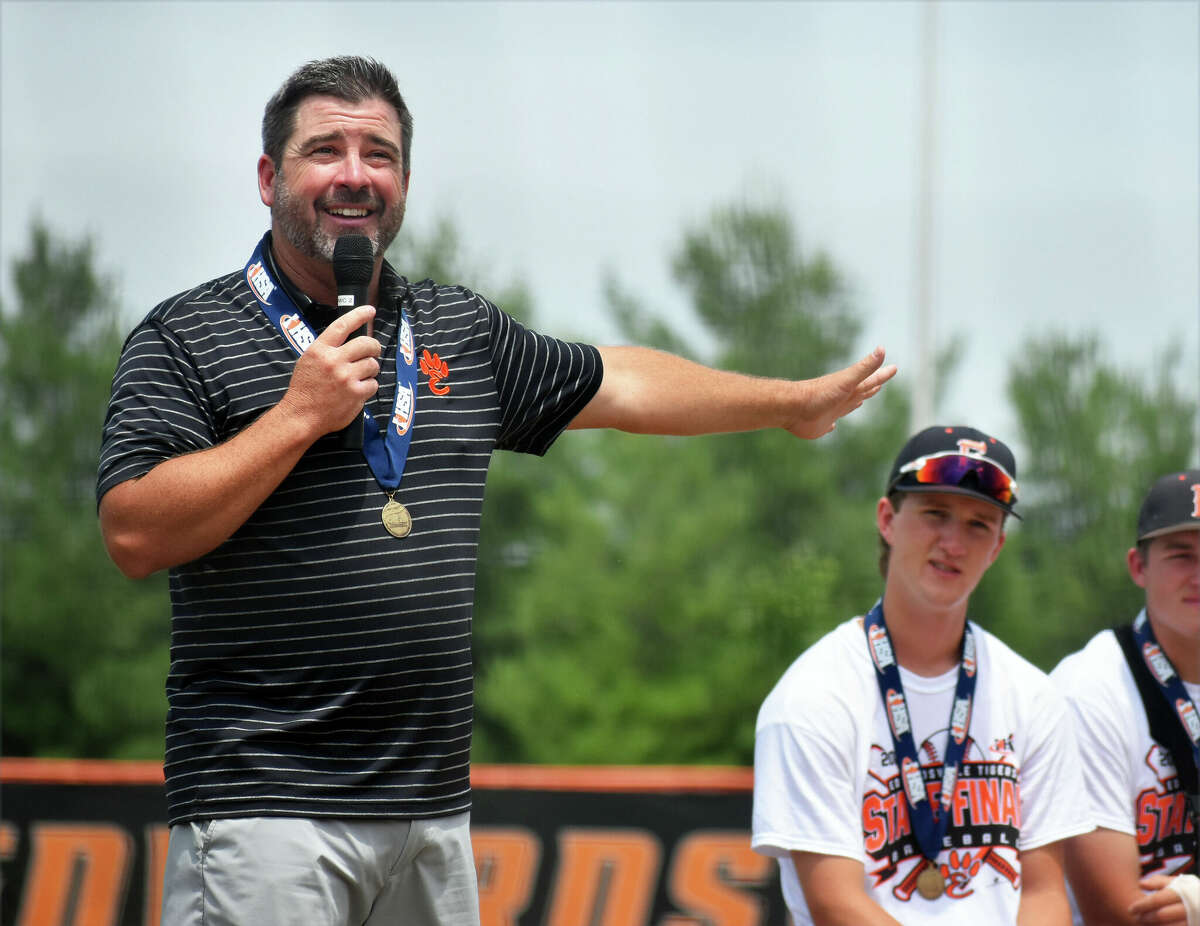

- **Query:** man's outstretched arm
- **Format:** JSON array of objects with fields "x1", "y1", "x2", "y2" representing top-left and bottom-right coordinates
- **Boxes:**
[{"x1": 568, "y1": 345, "x2": 895, "y2": 438}]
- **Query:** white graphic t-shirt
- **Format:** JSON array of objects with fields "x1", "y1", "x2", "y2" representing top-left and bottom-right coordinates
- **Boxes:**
[
  {"x1": 1052, "y1": 625, "x2": 1198, "y2": 923},
  {"x1": 753, "y1": 617, "x2": 1091, "y2": 925}
]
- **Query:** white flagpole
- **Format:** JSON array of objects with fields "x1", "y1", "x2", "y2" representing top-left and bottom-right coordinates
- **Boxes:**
[{"x1": 912, "y1": 0, "x2": 939, "y2": 433}]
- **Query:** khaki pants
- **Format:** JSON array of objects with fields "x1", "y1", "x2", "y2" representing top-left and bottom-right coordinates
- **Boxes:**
[{"x1": 161, "y1": 814, "x2": 480, "y2": 926}]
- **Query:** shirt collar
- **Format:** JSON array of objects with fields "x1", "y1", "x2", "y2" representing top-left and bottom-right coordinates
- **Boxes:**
[{"x1": 262, "y1": 231, "x2": 400, "y2": 325}]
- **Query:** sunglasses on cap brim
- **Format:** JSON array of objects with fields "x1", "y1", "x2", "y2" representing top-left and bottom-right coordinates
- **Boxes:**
[{"x1": 892, "y1": 451, "x2": 1018, "y2": 506}]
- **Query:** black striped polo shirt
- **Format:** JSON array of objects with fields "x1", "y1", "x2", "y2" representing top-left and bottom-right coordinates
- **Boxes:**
[{"x1": 97, "y1": 249, "x2": 602, "y2": 825}]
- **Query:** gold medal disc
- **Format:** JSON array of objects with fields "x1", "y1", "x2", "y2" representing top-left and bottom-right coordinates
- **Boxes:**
[
  {"x1": 916, "y1": 863, "x2": 946, "y2": 900},
  {"x1": 381, "y1": 499, "x2": 412, "y2": 538}
]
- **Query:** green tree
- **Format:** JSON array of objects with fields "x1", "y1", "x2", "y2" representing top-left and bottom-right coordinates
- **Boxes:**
[
  {"x1": 1, "y1": 221, "x2": 168, "y2": 758},
  {"x1": 472, "y1": 203, "x2": 905, "y2": 764},
  {"x1": 15, "y1": 212, "x2": 1182, "y2": 768},
  {"x1": 975, "y1": 333, "x2": 1196, "y2": 670}
]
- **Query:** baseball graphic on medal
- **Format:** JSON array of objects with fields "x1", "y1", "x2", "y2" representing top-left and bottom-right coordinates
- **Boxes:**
[
  {"x1": 382, "y1": 492, "x2": 412, "y2": 538},
  {"x1": 916, "y1": 862, "x2": 946, "y2": 899}
]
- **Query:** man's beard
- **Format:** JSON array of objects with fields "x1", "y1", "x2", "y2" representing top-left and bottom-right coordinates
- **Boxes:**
[{"x1": 272, "y1": 174, "x2": 406, "y2": 261}]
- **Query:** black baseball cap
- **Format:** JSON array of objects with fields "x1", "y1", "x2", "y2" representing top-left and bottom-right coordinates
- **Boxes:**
[
  {"x1": 1136, "y1": 469, "x2": 1200, "y2": 541},
  {"x1": 886, "y1": 425, "x2": 1020, "y2": 518}
]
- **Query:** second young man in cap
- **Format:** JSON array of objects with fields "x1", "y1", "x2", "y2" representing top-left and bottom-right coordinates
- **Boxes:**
[
  {"x1": 753, "y1": 425, "x2": 1090, "y2": 924},
  {"x1": 1053, "y1": 469, "x2": 1200, "y2": 926}
]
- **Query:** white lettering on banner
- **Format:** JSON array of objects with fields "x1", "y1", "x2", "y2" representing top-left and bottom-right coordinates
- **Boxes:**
[
  {"x1": 1144, "y1": 642, "x2": 1177, "y2": 685},
  {"x1": 939, "y1": 764, "x2": 958, "y2": 811},
  {"x1": 400, "y1": 318, "x2": 415, "y2": 366},
  {"x1": 280, "y1": 314, "x2": 316, "y2": 354},
  {"x1": 962, "y1": 633, "x2": 977, "y2": 677},
  {"x1": 1176, "y1": 699, "x2": 1200, "y2": 744},
  {"x1": 902, "y1": 757, "x2": 926, "y2": 805},
  {"x1": 951, "y1": 698, "x2": 970, "y2": 744},
  {"x1": 247, "y1": 261, "x2": 276, "y2": 303},
  {"x1": 393, "y1": 383, "x2": 414, "y2": 436},
  {"x1": 869, "y1": 624, "x2": 895, "y2": 670},
  {"x1": 887, "y1": 690, "x2": 910, "y2": 738}
]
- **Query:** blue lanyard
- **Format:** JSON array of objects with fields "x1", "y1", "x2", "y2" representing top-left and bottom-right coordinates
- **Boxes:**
[
  {"x1": 244, "y1": 233, "x2": 418, "y2": 493},
  {"x1": 1132, "y1": 609, "x2": 1200, "y2": 773},
  {"x1": 863, "y1": 601, "x2": 979, "y2": 863}
]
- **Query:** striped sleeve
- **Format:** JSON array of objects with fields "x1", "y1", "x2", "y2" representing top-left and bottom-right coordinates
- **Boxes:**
[
  {"x1": 97, "y1": 309, "x2": 219, "y2": 502},
  {"x1": 483, "y1": 296, "x2": 602, "y2": 455}
]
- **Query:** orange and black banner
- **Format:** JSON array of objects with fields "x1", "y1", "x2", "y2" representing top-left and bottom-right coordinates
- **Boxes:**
[{"x1": 1, "y1": 760, "x2": 787, "y2": 925}]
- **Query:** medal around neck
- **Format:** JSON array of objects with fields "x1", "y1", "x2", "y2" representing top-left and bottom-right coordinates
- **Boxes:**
[
  {"x1": 382, "y1": 497, "x2": 412, "y2": 538},
  {"x1": 916, "y1": 863, "x2": 946, "y2": 900},
  {"x1": 243, "y1": 233, "x2": 421, "y2": 521},
  {"x1": 862, "y1": 601, "x2": 979, "y2": 900}
]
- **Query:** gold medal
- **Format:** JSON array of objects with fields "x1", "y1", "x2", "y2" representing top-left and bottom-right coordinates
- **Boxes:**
[
  {"x1": 381, "y1": 495, "x2": 412, "y2": 538},
  {"x1": 915, "y1": 862, "x2": 946, "y2": 900}
]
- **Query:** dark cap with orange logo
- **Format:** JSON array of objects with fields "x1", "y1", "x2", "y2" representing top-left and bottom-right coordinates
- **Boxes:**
[
  {"x1": 1136, "y1": 469, "x2": 1200, "y2": 541},
  {"x1": 886, "y1": 425, "x2": 1020, "y2": 518}
]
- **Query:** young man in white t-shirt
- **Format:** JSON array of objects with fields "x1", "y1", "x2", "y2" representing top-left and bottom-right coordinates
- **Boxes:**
[
  {"x1": 1052, "y1": 469, "x2": 1200, "y2": 926},
  {"x1": 753, "y1": 425, "x2": 1090, "y2": 925}
]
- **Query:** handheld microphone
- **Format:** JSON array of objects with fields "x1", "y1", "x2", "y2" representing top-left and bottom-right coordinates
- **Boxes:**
[{"x1": 333, "y1": 234, "x2": 375, "y2": 449}]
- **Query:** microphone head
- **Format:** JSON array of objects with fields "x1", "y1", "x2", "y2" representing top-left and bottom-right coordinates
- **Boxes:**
[{"x1": 332, "y1": 235, "x2": 375, "y2": 287}]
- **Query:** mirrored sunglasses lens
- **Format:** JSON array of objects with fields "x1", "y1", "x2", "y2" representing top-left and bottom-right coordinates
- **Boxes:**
[{"x1": 915, "y1": 456, "x2": 1013, "y2": 504}]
